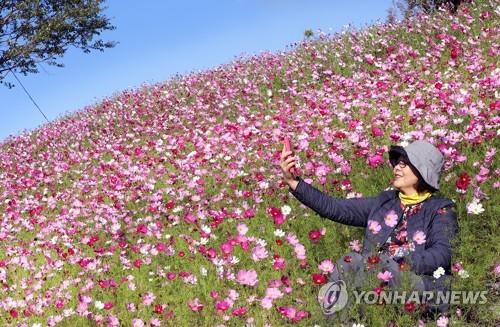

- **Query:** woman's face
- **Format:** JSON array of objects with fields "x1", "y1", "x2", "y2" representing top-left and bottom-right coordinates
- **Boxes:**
[{"x1": 392, "y1": 160, "x2": 419, "y2": 194}]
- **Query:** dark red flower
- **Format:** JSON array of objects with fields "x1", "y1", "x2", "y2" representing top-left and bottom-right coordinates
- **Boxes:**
[
  {"x1": 133, "y1": 259, "x2": 142, "y2": 268},
  {"x1": 404, "y1": 301, "x2": 416, "y2": 313},
  {"x1": 343, "y1": 255, "x2": 352, "y2": 263},
  {"x1": 267, "y1": 207, "x2": 285, "y2": 225},
  {"x1": 456, "y1": 172, "x2": 471, "y2": 190},
  {"x1": 367, "y1": 255, "x2": 381, "y2": 265},
  {"x1": 154, "y1": 304, "x2": 164, "y2": 314},
  {"x1": 312, "y1": 273, "x2": 327, "y2": 285},
  {"x1": 308, "y1": 229, "x2": 323, "y2": 242}
]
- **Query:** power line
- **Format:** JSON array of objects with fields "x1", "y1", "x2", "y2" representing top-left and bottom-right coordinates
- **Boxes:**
[{"x1": 9, "y1": 69, "x2": 50, "y2": 123}]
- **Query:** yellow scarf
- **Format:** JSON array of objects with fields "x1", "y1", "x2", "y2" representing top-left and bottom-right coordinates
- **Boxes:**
[{"x1": 399, "y1": 191, "x2": 432, "y2": 206}]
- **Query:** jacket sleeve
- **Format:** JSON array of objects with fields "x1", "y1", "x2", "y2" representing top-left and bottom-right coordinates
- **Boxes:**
[
  {"x1": 410, "y1": 202, "x2": 459, "y2": 275},
  {"x1": 288, "y1": 177, "x2": 378, "y2": 227}
]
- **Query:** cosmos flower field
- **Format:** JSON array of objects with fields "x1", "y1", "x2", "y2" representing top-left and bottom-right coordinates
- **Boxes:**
[{"x1": 0, "y1": 1, "x2": 498, "y2": 326}]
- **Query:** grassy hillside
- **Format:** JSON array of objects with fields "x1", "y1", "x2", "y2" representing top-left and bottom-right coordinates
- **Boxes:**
[{"x1": 0, "y1": 1, "x2": 498, "y2": 326}]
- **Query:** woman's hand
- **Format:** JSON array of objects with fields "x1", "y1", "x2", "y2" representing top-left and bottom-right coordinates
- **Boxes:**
[{"x1": 280, "y1": 144, "x2": 299, "y2": 190}]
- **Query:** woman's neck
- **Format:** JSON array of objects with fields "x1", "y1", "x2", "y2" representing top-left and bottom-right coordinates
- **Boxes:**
[{"x1": 399, "y1": 187, "x2": 418, "y2": 196}]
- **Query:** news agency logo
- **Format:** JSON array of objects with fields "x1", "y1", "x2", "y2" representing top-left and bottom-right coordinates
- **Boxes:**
[{"x1": 317, "y1": 280, "x2": 348, "y2": 314}]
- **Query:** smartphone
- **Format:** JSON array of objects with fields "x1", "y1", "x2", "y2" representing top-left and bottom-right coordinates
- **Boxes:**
[{"x1": 283, "y1": 137, "x2": 296, "y2": 174}]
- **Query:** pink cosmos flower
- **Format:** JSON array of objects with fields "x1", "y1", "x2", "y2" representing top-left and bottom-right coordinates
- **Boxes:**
[
  {"x1": 294, "y1": 244, "x2": 306, "y2": 260},
  {"x1": 261, "y1": 297, "x2": 273, "y2": 309},
  {"x1": 76, "y1": 302, "x2": 88, "y2": 315},
  {"x1": 107, "y1": 314, "x2": 119, "y2": 327},
  {"x1": 413, "y1": 231, "x2": 427, "y2": 245},
  {"x1": 250, "y1": 245, "x2": 268, "y2": 262},
  {"x1": 131, "y1": 319, "x2": 144, "y2": 327},
  {"x1": 273, "y1": 257, "x2": 286, "y2": 270},
  {"x1": 142, "y1": 292, "x2": 156, "y2": 306},
  {"x1": 236, "y1": 223, "x2": 248, "y2": 235},
  {"x1": 318, "y1": 259, "x2": 335, "y2": 273},
  {"x1": 228, "y1": 289, "x2": 239, "y2": 300},
  {"x1": 493, "y1": 263, "x2": 500, "y2": 277},
  {"x1": 232, "y1": 306, "x2": 248, "y2": 317},
  {"x1": 277, "y1": 306, "x2": 310, "y2": 323},
  {"x1": 236, "y1": 269, "x2": 258, "y2": 287},
  {"x1": 475, "y1": 166, "x2": 489, "y2": 183},
  {"x1": 384, "y1": 210, "x2": 398, "y2": 227},
  {"x1": 265, "y1": 287, "x2": 283, "y2": 300},
  {"x1": 367, "y1": 154, "x2": 383, "y2": 168},
  {"x1": 187, "y1": 298, "x2": 204, "y2": 312},
  {"x1": 368, "y1": 220, "x2": 382, "y2": 234},
  {"x1": 349, "y1": 239, "x2": 362, "y2": 252},
  {"x1": 184, "y1": 212, "x2": 197, "y2": 224},
  {"x1": 136, "y1": 224, "x2": 148, "y2": 234},
  {"x1": 452, "y1": 262, "x2": 464, "y2": 273},
  {"x1": 127, "y1": 303, "x2": 136, "y2": 312},
  {"x1": 286, "y1": 233, "x2": 299, "y2": 245},
  {"x1": 215, "y1": 299, "x2": 231, "y2": 312},
  {"x1": 220, "y1": 242, "x2": 233, "y2": 255},
  {"x1": 377, "y1": 270, "x2": 394, "y2": 282},
  {"x1": 244, "y1": 209, "x2": 255, "y2": 218}
]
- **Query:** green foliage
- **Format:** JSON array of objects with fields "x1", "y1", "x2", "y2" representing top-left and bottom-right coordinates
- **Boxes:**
[{"x1": 0, "y1": 0, "x2": 116, "y2": 87}]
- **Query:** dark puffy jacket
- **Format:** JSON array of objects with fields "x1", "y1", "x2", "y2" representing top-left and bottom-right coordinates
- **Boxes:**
[{"x1": 289, "y1": 177, "x2": 459, "y2": 295}]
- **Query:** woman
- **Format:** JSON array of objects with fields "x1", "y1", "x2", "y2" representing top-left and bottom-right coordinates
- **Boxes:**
[{"x1": 280, "y1": 140, "x2": 459, "y2": 317}]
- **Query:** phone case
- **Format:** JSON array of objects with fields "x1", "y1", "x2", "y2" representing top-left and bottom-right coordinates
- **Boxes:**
[{"x1": 283, "y1": 137, "x2": 296, "y2": 174}]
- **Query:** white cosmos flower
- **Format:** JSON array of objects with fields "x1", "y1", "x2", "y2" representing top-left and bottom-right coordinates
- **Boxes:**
[
  {"x1": 94, "y1": 300, "x2": 104, "y2": 310},
  {"x1": 458, "y1": 269, "x2": 469, "y2": 279},
  {"x1": 255, "y1": 238, "x2": 267, "y2": 247},
  {"x1": 281, "y1": 205, "x2": 291, "y2": 216},
  {"x1": 229, "y1": 256, "x2": 240, "y2": 265},
  {"x1": 274, "y1": 229, "x2": 286, "y2": 237},
  {"x1": 433, "y1": 267, "x2": 446, "y2": 279},
  {"x1": 466, "y1": 198, "x2": 485, "y2": 215},
  {"x1": 259, "y1": 181, "x2": 269, "y2": 189},
  {"x1": 200, "y1": 225, "x2": 211, "y2": 234}
]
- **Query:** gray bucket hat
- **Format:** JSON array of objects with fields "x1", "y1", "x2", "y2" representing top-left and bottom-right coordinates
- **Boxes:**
[{"x1": 388, "y1": 140, "x2": 444, "y2": 190}]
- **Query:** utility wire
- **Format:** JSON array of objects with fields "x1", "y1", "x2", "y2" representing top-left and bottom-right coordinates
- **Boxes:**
[{"x1": 9, "y1": 69, "x2": 50, "y2": 123}]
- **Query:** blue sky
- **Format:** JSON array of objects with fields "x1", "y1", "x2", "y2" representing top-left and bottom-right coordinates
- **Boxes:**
[{"x1": 0, "y1": 0, "x2": 393, "y2": 142}]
